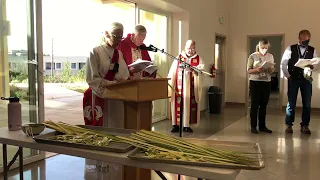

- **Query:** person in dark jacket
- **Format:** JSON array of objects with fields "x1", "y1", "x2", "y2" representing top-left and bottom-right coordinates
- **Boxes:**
[{"x1": 281, "y1": 29, "x2": 318, "y2": 134}]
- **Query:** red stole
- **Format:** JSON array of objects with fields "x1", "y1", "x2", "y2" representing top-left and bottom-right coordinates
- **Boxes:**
[
  {"x1": 83, "y1": 49, "x2": 119, "y2": 126},
  {"x1": 173, "y1": 54, "x2": 200, "y2": 125},
  {"x1": 117, "y1": 33, "x2": 155, "y2": 77}
]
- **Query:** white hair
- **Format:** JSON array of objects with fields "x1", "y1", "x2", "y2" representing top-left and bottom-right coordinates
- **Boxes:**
[
  {"x1": 134, "y1": 25, "x2": 147, "y2": 34},
  {"x1": 100, "y1": 22, "x2": 123, "y2": 45},
  {"x1": 106, "y1": 22, "x2": 123, "y2": 34}
]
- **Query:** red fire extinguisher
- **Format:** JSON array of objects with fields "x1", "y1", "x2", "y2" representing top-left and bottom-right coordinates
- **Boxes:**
[{"x1": 210, "y1": 64, "x2": 216, "y2": 78}]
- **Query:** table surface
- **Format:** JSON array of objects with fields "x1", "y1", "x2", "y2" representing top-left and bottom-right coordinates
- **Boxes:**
[{"x1": 0, "y1": 127, "x2": 240, "y2": 180}]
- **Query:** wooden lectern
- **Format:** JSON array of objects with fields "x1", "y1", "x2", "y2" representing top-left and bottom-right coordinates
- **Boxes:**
[{"x1": 103, "y1": 78, "x2": 169, "y2": 180}]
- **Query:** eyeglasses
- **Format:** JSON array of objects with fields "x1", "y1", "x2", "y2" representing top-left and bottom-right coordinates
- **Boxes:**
[
  {"x1": 111, "y1": 34, "x2": 124, "y2": 40},
  {"x1": 187, "y1": 48, "x2": 195, "y2": 51}
]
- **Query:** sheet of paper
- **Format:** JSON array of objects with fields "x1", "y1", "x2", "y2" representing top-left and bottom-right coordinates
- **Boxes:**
[
  {"x1": 294, "y1": 58, "x2": 320, "y2": 69},
  {"x1": 259, "y1": 61, "x2": 276, "y2": 69},
  {"x1": 143, "y1": 65, "x2": 159, "y2": 74}
]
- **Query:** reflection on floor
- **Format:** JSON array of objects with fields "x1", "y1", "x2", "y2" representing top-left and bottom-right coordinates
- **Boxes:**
[
  {"x1": 0, "y1": 147, "x2": 32, "y2": 167},
  {"x1": 268, "y1": 91, "x2": 280, "y2": 108},
  {"x1": 3, "y1": 104, "x2": 320, "y2": 180}
]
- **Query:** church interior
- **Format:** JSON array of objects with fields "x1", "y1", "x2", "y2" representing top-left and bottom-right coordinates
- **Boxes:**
[{"x1": 1, "y1": 0, "x2": 320, "y2": 179}]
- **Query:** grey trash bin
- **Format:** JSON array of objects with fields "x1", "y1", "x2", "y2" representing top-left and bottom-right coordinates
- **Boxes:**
[{"x1": 208, "y1": 86, "x2": 223, "y2": 114}]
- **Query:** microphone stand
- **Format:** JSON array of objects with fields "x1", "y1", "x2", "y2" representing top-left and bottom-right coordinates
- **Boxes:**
[
  {"x1": 146, "y1": 44, "x2": 209, "y2": 180},
  {"x1": 146, "y1": 44, "x2": 211, "y2": 137}
]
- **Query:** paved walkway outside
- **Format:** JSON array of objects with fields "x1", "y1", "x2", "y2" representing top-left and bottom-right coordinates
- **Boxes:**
[{"x1": 0, "y1": 83, "x2": 87, "y2": 126}]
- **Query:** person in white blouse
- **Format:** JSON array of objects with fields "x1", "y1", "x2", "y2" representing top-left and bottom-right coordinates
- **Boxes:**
[
  {"x1": 247, "y1": 39, "x2": 275, "y2": 134},
  {"x1": 281, "y1": 29, "x2": 317, "y2": 134}
]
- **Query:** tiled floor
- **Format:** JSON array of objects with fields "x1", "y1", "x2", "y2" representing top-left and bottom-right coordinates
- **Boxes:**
[
  {"x1": 2, "y1": 103, "x2": 320, "y2": 180},
  {"x1": 208, "y1": 112, "x2": 320, "y2": 180}
]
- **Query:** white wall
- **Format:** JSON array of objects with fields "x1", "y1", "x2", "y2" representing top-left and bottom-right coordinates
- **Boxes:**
[
  {"x1": 162, "y1": 0, "x2": 229, "y2": 110},
  {"x1": 227, "y1": 0, "x2": 320, "y2": 107},
  {"x1": 137, "y1": 0, "x2": 320, "y2": 109},
  {"x1": 130, "y1": 0, "x2": 229, "y2": 110}
]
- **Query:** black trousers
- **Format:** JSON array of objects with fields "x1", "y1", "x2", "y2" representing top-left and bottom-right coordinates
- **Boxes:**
[{"x1": 249, "y1": 80, "x2": 271, "y2": 128}]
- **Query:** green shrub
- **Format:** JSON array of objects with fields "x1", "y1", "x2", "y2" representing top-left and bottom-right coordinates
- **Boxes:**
[
  {"x1": 9, "y1": 85, "x2": 28, "y2": 101},
  {"x1": 9, "y1": 70, "x2": 28, "y2": 83},
  {"x1": 44, "y1": 63, "x2": 86, "y2": 83}
]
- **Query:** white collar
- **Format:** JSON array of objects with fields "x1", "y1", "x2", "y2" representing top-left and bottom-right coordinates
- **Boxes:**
[{"x1": 181, "y1": 51, "x2": 198, "y2": 59}]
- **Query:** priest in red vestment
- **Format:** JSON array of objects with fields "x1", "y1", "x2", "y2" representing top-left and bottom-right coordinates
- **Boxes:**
[
  {"x1": 168, "y1": 40, "x2": 204, "y2": 133},
  {"x1": 117, "y1": 25, "x2": 156, "y2": 78}
]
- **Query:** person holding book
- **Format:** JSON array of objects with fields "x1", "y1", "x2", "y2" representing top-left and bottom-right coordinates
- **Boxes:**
[
  {"x1": 247, "y1": 39, "x2": 275, "y2": 134},
  {"x1": 117, "y1": 25, "x2": 156, "y2": 79},
  {"x1": 83, "y1": 22, "x2": 129, "y2": 127},
  {"x1": 281, "y1": 29, "x2": 318, "y2": 134},
  {"x1": 168, "y1": 40, "x2": 204, "y2": 133},
  {"x1": 83, "y1": 22, "x2": 130, "y2": 180}
]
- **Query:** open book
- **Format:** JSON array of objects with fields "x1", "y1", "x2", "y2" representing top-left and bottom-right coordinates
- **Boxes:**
[
  {"x1": 294, "y1": 58, "x2": 320, "y2": 69},
  {"x1": 259, "y1": 61, "x2": 276, "y2": 69},
  {"x1": 128, "y1": 59, "x2": 158, "y2": 74},
  {"x1": 128, "y1": 59, "x2": 152, "y2": 69},
  {"x1": 143, "y1": 65, "x2": 158, "y2": 74}
]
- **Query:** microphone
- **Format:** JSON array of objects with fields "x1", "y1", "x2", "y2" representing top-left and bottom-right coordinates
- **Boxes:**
[{"x1": 139, "y1": 45, "x2": 157, "y2": 52}]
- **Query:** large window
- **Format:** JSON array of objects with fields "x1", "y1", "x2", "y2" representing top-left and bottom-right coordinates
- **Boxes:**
[
  {"x1": 42, "y1": 0, "x2": 136, "y2": 124},
  {"x1": 0, "y1": 0, "x2": 44, "y2": 172},
  {"x1": 139, "y1": 9, "x2": 168, "y2": 122}
]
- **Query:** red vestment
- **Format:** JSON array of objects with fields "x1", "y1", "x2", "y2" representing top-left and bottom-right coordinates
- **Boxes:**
[
  {"x1": 83, "y1": 49, "x2": 119, "y2": 126},
  {"x1": 171, "y1": 54, "x2": 201, "y2": 126},
  {"x1": 117, "y1": 33, "x2": 156, "y2": 78}
]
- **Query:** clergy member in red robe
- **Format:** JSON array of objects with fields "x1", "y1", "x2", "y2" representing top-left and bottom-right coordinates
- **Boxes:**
[
  {"x1": 168, "y1": 40, "x2": 204, "y2": 133},
  {"x1": 117, "y1": 25, "x2": 156, "y2": 78},
  {"x1": 83, "y1": 22, "x2": 130, "y2": 180},
  {"x1": 83, "y1": 22, "x2": 129, "y2": 127}
]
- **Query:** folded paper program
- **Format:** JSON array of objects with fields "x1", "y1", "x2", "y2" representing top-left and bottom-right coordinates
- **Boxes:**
[
  {"x1": 294, "y1": 58, "x2": 320, "y2": 69},
  {"x1": 128, "y1": 59, "x2": 159, "y2": 74},
  {"x1": 127, "y1": 59, "x2": 153, "y2": 69},
  {"x1": 143, "y1": 65, "x2": 158, "y2": 74},
  {"x1": 259, "y1": 61, "x2": 276, "y2": 69}
]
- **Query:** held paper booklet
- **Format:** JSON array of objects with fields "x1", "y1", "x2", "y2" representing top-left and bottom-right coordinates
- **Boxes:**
[
  {"x1": 259, "y1": 61, "x2": 276, "y2": 69},
  {"x1": 294, "y1": 58, "x2": 320, "y2": 69},
  {"x1": 127, "y1": 59, "x2": 158, "y2": 74},
  {"x1": 143, "y1": 65, "x2": 159, "y2": 74},
  {"x1": 127, "y1": 59, "x2": 152, "y2": 68}
]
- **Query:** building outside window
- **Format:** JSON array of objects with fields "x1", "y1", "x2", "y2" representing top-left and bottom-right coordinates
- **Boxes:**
[
  {"x1": 45, "y1": 62, "x2": 52, "y2": 70},
  {"x1": 71, "y1": 63, "x2": 77, "y2": 70},
  {"x1": 79, "y1": 63, "x2": 85, "y2": 70},
  {"x1": 56, "y1": 62, "x2": 62, "y2": 69}
]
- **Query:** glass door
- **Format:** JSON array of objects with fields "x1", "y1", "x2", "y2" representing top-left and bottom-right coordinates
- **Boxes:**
[
  {"x1": 41, "y1": 0, "x2": 136, "y2": 125},
  {"x1": 139, "y1": 9, "x2": 169, "y2": 123},
  {"x1": 0, "y1": 0, "x2": 45, "y2": 172}
]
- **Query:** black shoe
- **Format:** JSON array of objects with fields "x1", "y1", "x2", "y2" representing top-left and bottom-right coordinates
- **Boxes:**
[
  {"x1": 301, "y1": 125, "x2": 311, "y2": 134},
  {"x1": 251, "y1": 127, "x2": 258, "y2": 134},
  {"x1": 285, "y1": 125, "x2": 293, "y2": 133},
  {"x1": 170, "y1": 125, "x2": 179, "y2": 133},
  {"x1": 183, "y1": 127, "x2": 193, "y2": 133},
  {"x1": 259, "y1": 127, "x2": 272, "y2": 133}
]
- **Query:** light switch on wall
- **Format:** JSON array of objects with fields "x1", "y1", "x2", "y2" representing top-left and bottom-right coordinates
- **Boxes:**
[{"x1": 219, "y1": 16, "x2": 225, "y2": 24}]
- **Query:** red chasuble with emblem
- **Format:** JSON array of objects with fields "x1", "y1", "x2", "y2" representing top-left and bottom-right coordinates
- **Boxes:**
[
  {"x1": 171, "y1": 53, "x2": 201, "y2": 126},
  {"x1": 83, "y1": 49, "x2": 119, "y2": 126}
]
